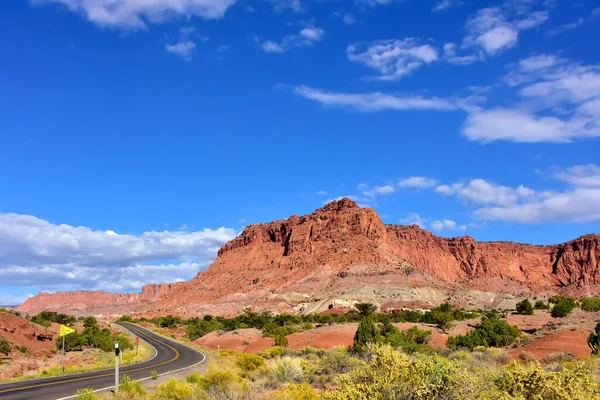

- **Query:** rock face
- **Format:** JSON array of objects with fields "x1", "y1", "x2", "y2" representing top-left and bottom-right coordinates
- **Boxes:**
[{"x1": 17, "y1": 199, "x2": 600, "y2": 317}]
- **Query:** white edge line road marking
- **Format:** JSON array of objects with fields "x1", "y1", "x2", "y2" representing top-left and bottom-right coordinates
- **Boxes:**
[
  {"x1": 0, "y1": 324, "x2": 159, "y2": 388},
  {"x1": 55, "y1": 324, "x2": 207, "y2": 400},
  {"x1": 115, "y1": 324, "x2": 158, "y2": 363}
]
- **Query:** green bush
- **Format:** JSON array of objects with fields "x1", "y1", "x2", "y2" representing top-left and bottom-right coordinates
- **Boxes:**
[
  {"x1": 30, "y1": 311, "x2": 76, "y2": 327},
  {"x1": 275, "y1": 332, "x2": 289, "y2": 347},
  {"x1": 580, "y1": 297, "x2": 600, "y2": 312},
  {"x1": 447, "y1": 316, "x2": 520, "y2": 350},
  {"x1": 150, "y1": 370, "x2": 158, "y2": 380},
  {"x1": 551, "y1": 300, "x2": 574, "y2": 318},
  {"x1": 534, "y1": 300, "x2": 550, "y2": 310},
  {"x1": 152, "y1": 378, "x2": 195, "y2": 400},
  {"x1": 236, "y1": 353, "x2": 265, "y2": 372},
  {"x1": 75, "y1": 389, "x2": 99, "y2": 400},
  {"x1": 516, "y1": 299, "x2": 534, "y2": 315},
  {"x1": 548, "y1": 295, "x2": 576, "y2": 307},
  {"x1": 588, "y1": 322, "x2": 600, "y2": 355},
  {"x1": 118, "y1": 375, "x2": 146, "y2": 397},
  {"x1": 353, "y1": 303, "x2": 381, "y2": 353},
  {"x1": 0, "y1": 336, "x2": 11, "y2": 355}
]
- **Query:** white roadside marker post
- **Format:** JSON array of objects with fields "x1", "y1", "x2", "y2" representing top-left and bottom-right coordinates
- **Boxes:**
[
  {"x1": 62, "y1": 336, "x2": 65, "y2": 373},
  {"x1": 115, "y1": 343, "x2": 120, "y2": 394}
]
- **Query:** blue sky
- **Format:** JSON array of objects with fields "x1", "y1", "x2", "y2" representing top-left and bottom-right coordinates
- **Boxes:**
[{"x1": 1, "y1": 0, "x2": 599, "y2": 304}]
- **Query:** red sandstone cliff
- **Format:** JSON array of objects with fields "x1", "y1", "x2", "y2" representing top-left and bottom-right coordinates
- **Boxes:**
[{"x1": 17, "y1": 199, "x2": 600, "y2": 316}]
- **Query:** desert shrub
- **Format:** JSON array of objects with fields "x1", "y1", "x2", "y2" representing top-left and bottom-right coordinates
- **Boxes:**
[
  {"x1": 447, "y1": 316, "x2": 520, "y2": 350},
  {"x1": 299, "y1": 346, "x2": 326, "y2": 357},
  {"x1": 75, "y1": 389, "x2": 99, "y2": 400},
  {"x1": 320, "y1": 344, "x2": 493, "y2": 400},
  {"x1": 195, "y1": 366, "x2": 250, "y2": 399},
  {"x1": 318, "y1": 347, "x2": 363, "y2": 375},
  {"x1": 30, "y1": 311, "x2": 76, "y2": 327},
  {"x1": 516, "y1": 299, "x2": 534, "y2": 315},
  {"x1": 381, "y1": 323, "x2": 433, "y2": 354},
  {"x1": 186, "y1": 372, "x2": 203, "y2": 383},
  {"x1": 152, "y1": 378, "x2": 195, "y2": 400},
  {"x1": 0, "y1": 336, "x2": 11, "y2": 355},
  {"x1": 117, "y1": 315, "x2": 135, "y2": 322},
  {"x1": 261, "y1": 346, "x2": 284, "y2": 359},
  {"x1": 519, "y1": 351, "x2": 535, "y2": 362},
  {"x1": 118, "y1": 375, "x2": 146, "y2": 398},
  {"x1": 390, "y1": 309, "x2": 423, "y2": 323},
  {"x1": 549, "y1": 295, "x2": 577, "y2": 307},
  {"x1": 268, "y1": 382, "x2": 318, "y2": 400},
  {"x1": 236, "y1": 353, "x2": 265, "y2": 372},
  {"x1": 186, "y1": 318, "x2": 225, "y2": 341},
  {"x1": 302, "y1": 322, "x2": 315, "y2": 331},
  {"x1": 271, "y1": 357, "x2": 304, "y2": 384},
  {"x1": 150, "y1": 370, "x2": 158, "y2": 380},
  {"x1": 551, "y1": 300, "x2": 574, "y2": 318},
  {"x1": 580, "y1": 297, "x2": 600, "y2": 312},
  {"x1": 275, "y1": 332, "x2": 289, "y2": 347},
  {"x1": 535, "y1": 300, "x2": 551, "y2": 310},
  {"x1": 420, "y1": 303, "x2": 454, "y2": 331},
  {"x1": 353, "y1": 303, "x2": 381, "y2": 353},
  {"x1": 497, "y1": 360, "x2": 600, "y2": 400},
  {"x1": 589, "y1": 322, "x2": 600, "y2": 355},
  {"x1": 543, "y1": 352, "x2": 575, "y2": 365}
]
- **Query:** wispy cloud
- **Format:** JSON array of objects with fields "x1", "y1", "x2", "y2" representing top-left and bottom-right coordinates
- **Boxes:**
[
  {"x1": 432, "y1": 0, "x2": 462, "y2": 12},
  {"x1": 258, "y1": 26, "x2": 324, "y2": 53},
  {"x1": 347, "y1": 38, "x2": 439, "y2": 80},
  {"x1": 166, "y1": 40, "x2": 196, "y2": 61},
  {"x1": 294, "y1": 86, "x2": 458, "y2": 112},
  {"x1": 35, "y1": 0, "x2": 236, "y2": 29}
]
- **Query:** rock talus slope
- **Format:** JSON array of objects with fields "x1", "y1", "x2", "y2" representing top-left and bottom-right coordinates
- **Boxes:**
[{"x1": 17, "y1": 199, "x2": 600, "y2": 316}]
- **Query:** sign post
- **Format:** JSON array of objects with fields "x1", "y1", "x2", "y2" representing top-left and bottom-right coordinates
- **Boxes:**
[
  {"x1": 58, "y1": 324, "x2": 76, "y2": 374},
  {"x1": 115, "y1": 343, "x2": 120, "y2": 394}
]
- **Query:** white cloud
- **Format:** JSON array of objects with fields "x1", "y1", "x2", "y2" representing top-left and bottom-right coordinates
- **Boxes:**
[
  {"x1": 430, "y1": 166, "x2": 600, "y2": 224},
  {"x1": 465, "y1": 56, "x2": 600, "y2": 143},
  {"x1": 0, "y1": 293, "x2": 32, "y2": 306},
  {"x1": 430, "y1": 219, "x2": 456, "y2": 231},
  {"x1": 361, "y1": 184, "x2": 395, "y2": 198},
  {"x1": 165, "y1": 40, "x2": 196, "y2": 61},
  {"x1": 463, "y1": 7, "x2": 547, "y2": 56},
  {"x1": 398, "y1": 176, "x2": 437, "y2": 189},
  {"x1": 556, "y1": 164, "x2": 600, "y2": 187},
  {"x1": 400, "y1": 213, "x2": 427, "y2": 228},
  {"x1": 299, "y1": 27, "x2": 324, "y2": 41},
  {"x1": 259, "y1": 26, "x2": 324, "y2": 53},
  {"x1": 474, "y1": 188, "x2": 600, "y2": 223},
  {"x1": 317, "y1": 190, "x2": 328, "y2": 195},
  {"x1": 432, "y1": 0, "x2": 461, "y2": 12},
  {"x1": 36, "y1": 0, "x2": 236, "y2": 29},
  {"x1": 0, "y1": 213, "x2": 236, "y2": 292},
  {"x1": 343, "y1": 13, "x2": 356, "y2": 25},
  {"x1": 548, "y1": 7, "x2": 600, "y2": 35},
  {"x1": 261, "y1": 40, "x2": 285, "y2": 53},
  {"x1": 347, "y1": 38, "x2": 438, "y2": 80},
  {"x1": 443, "y1": 43, "x2": 478, "y2": 65},
  {"x1": 439, "y1": 179, "x2": 536, "y2": 206},
  {"x1": 238, "y1": 218, "x2": 247, "y2": 224},
  {"x1": 294, "y1": 86, "x2": 458, "y2": 112},
  {"x1": 269, "y1": 0, "x2": 301, "y2": 12},
  {"x1": 434, "y1": 184, "x2": 454, "y2": 196}
]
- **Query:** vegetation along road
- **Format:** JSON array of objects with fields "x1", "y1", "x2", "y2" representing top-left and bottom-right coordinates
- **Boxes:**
[{"x1": 0, "y1": 322, "x2": 206, "y2": 400}]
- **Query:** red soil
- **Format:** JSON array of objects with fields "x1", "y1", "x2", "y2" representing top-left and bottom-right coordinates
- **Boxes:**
[{"x1": 509, "y1": 328, "x2": 592, "y2": 360}]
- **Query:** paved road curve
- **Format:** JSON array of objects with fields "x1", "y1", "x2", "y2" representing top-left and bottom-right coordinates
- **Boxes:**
[{"x1": 0, "y1": 322, "x2": 206, "y2": 400}]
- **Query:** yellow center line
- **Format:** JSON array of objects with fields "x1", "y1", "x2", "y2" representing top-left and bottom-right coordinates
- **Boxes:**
[{"x1": 0, "y1": 324, "x2": 180, "y2": 394}]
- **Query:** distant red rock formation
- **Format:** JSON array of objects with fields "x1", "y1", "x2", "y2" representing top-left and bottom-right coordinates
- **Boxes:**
[{"x1": 18, "y1": 199, "x2": 600, "y2": 317}]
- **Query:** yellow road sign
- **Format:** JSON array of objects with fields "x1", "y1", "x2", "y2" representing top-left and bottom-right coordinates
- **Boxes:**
[{"x1": 59, "y1": 324, "x2": 76, "y2": 337}]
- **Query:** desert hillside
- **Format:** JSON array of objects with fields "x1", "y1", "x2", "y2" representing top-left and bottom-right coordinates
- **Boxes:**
[{"x1": 18, "y1": 199, "x2": 600, "y2": 317}]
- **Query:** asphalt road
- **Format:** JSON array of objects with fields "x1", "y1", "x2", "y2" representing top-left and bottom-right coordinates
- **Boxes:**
[{"x1": 0, "y1": 322, "x2": 206, "y2": 400}]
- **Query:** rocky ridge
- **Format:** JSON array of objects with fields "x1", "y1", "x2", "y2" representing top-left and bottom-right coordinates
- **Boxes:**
[{"x1": 17, "y1": 199, "x2": 600, "y2": 316}]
